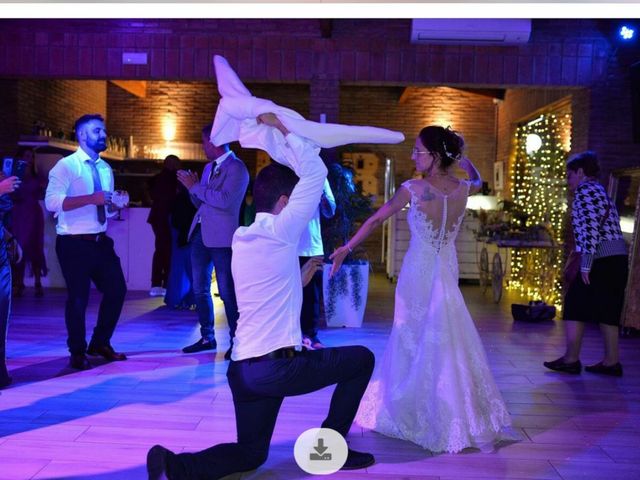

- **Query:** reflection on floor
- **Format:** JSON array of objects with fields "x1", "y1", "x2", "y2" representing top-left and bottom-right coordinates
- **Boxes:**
[{"x1": 1, "y1": 274, "x2": 639, "y2": 479}]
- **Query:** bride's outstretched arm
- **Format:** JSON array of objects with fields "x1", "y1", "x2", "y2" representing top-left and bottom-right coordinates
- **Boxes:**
[
  {"x1": 459, "y1": 156, "x2": 482, "y2": 195},
  {"x1": 329, "y1": 186, "x2": 411, "y2": 277}
]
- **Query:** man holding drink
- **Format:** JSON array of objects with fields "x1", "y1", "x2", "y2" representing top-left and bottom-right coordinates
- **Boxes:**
[{"x1": 45, "y1": 114, "x2": 128, "y2": 370}]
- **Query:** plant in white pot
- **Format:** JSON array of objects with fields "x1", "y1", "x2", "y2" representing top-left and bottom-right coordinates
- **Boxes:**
[{"x1": 321, "y1": 163, "x2": 374, "y2": 327}]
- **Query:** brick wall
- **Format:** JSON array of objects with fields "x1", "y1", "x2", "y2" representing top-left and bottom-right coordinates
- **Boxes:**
[
  {"x1": 339, "y1": 85, "x2": 497, "y2": 268},
  {"x1": 588, "y1": 47, "x2": 640, "y2": 183},
  {"x1": 0, "y1": 80, "x2": 20, "y2": 156},
  {"x1": 107, "y1": 80, "x2": 309, "y2": 174},
  {"x1": 0, "y1": 19, "x2": 620, "y2": 87},
  {"x1": 0, "y1": 79, "x2": 106, "y2": 155},
  {"x1": 340, "y1": 85, "x2": 497, "y2": 186},
  {"x1": 496, "y1": 87, "x2": 591, "y2": 195}
]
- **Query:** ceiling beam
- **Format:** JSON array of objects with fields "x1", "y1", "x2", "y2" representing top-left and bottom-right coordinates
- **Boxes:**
[
  {"x1": 110, "y1": 80, "x2": 147, "y2": 98},
  {"x1": 398, "y1": 86, "x2": 419, "y2": 104}
]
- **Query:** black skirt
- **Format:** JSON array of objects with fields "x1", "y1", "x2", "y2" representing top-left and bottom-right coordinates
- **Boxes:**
[{"x1": 563, "y1": 255, "x2": 629, "y2": 326}]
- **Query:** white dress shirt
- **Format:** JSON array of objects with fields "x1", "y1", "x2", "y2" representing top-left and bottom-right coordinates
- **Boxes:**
[
  {"x1": 45, "y1": 147, "x2": 115, "y2": 235},
  {"x1": 297, "y1": 179, "x2": 335, "y2": 257},
  {"x1": 231, "y1": 133, "x2": 327, "y2": 361}
]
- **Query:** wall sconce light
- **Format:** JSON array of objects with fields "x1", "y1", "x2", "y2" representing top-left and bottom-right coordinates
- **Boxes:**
[
  {"x1": 525, "y1": 133, "x2": 542, "y2": 155},
  {"x1": 162, "y1": 114, "x2": 176, "y2": 142}
]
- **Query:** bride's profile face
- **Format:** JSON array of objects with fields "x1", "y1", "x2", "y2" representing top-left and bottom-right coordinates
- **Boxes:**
[{"x1": 411, "y1": 137, "x2": 436, "y2": 173}]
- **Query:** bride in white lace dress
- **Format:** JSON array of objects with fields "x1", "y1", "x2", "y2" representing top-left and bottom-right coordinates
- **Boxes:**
[{"x1": 330, "y1": 126, "x2": 513, "y2": 453}]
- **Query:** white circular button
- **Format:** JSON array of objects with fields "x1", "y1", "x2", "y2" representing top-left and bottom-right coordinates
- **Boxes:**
[{"x1": 293, "y1": 427, "x2": 348, "y2": 475}]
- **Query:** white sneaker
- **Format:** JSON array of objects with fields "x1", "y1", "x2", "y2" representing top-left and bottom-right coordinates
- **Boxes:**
[{"x1": 149, "y1": 287, "x2": 165, "y2": 297}]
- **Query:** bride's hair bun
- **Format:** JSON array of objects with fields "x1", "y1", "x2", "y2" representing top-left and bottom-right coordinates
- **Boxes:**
[{"x1": 419, "y1": 125, "x2": 465, "y2": 169}]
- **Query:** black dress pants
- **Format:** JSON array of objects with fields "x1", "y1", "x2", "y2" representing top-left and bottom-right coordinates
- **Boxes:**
[
  {"x1": 168, "y1": 345, "x2": 375, "y2": 480},
  {"x1": 299, "y1": 256, "x2": 322, "y2": 338},
  {"x1": 151, "y1": 220, "x2": 172, "y2": 288},
  {"x1": 56, "y1": 235, "x2": 127, "y2": 355}
]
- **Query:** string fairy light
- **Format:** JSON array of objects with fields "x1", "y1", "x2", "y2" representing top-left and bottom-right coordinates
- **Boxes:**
[{"x1": 506, "y1": 112, "x2": 570, "y2": 308}]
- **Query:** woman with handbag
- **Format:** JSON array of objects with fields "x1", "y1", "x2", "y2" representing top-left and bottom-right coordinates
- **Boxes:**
[
  {"x1": 544, "y1": 151, "x2": 629, "y2": 377},
  {"x1": 0, "y1": 173, "x2": 22, "y2": 389}
]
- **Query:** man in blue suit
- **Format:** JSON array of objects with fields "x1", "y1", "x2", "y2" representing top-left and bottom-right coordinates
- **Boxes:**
[{"x1": 177, "y1": 124, "x2": 249, "y2": 360}]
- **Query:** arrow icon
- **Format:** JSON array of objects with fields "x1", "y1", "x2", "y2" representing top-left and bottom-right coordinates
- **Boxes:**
[{"x1": 314, "y1": 438, "x2": 328, "y2": 455}]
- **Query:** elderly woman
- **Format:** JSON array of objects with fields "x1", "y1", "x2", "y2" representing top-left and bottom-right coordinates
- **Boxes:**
[
  {"x1": 544, "y1": 151, "x2": 629, "y2": 376},
  {"x1": 0, "y1": 174, "x2": 21, "y2": 389}
]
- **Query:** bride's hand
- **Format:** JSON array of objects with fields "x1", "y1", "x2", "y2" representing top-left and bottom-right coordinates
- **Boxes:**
[{"x1": 329, "y1": 245, "x2": 350, "y2": 278}]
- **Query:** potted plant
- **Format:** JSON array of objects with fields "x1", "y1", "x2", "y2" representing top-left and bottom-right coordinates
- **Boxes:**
[{"x1": 321, "y1": 163, "x2": 374, "y2": 327}]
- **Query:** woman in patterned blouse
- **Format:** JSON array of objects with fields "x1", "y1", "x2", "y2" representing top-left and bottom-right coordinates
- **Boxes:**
[{"x1": 545, "y1": 151, "x2": 628, "y2": 377}]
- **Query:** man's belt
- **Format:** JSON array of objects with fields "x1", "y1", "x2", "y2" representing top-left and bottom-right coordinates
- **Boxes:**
[
  {"x1": 65, "y1": 233, "x2": 106, "y2": 242},
  {"x1": 241, "y1": 347, "x2": 302, "y2": 362}
]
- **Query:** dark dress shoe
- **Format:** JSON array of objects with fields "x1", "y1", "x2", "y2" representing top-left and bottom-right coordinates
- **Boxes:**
[
  {"x1": 87, "y1": 345, "x2": 127, "y2": 361},
  {"x1": 543, "y1": 357, "x2": 582, "y2": 374},
  {"x1": 585, "y1": 362, "x2": 623, "y2": 377},
  {"x1": 341, "y1": 449, "x2": 375, "y2": 470},
  {"x1": 182, "y1": 338, "x2": 216, "y2": 354},
  {"x1": 70, "y1": 354, "x2": 92, "y2": 370},
  {"x1": 224, "y1": 348, "x2": 232, "y2": 361},
  {"x1": 0, "y1": 375, "x2": 11, "y2": 389},
  {"x1": 146, "y1": 444, "x2": 172, "y2": 480}
]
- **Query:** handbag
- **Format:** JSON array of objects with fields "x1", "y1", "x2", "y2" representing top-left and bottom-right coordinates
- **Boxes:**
[
  {"x1": 563, "y1": 202, "x2": 611, "y2": 287},
  {"x1": 511, "y1": 301, "x2": 556, "y2": 322}
]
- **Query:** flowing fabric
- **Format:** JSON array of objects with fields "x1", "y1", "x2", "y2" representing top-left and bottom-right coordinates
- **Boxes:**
[
  {"x1": 356, "y1": 179, "x2": 514, "y2": 453},
  {"x1": 210, "y1": 55, "x2": 405, "y2": 158}
]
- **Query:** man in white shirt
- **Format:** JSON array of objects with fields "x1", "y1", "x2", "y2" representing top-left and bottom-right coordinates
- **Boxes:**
[
  {"x1": 147, "y1": 113, "x2": 375, "y2": 479},
  {"x1": 45, "y1": 114, "x2": 127, "y2": 371}
]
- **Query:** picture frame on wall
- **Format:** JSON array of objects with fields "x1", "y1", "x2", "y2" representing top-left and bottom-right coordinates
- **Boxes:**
[{"x1": 494, "y1": 161, "x2": 504, "y2": 191}]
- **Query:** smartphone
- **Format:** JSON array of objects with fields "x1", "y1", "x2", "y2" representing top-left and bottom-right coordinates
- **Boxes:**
[
  {"x1": 14, "y1": 160, "x2": 27, "y2": 180},
  {"x1": 2, "y1": 158, "x2": 12, "y2": 178},
  {"x1": 2, "y1": 158, "x2": 27, "y2": 180}
]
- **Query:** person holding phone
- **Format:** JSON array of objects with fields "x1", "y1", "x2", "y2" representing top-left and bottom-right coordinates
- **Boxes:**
[
  {"x1": 0, "y1": 173, "x2": 21, "y2": 389},
  {"x1": 9, "y1": 147, "x2": 48, "y2": 298}
]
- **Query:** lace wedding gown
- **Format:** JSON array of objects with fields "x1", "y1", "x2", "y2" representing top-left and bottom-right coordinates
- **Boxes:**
[{"x1": 356, "y1": 179, "x2": 513, "y2": 453}]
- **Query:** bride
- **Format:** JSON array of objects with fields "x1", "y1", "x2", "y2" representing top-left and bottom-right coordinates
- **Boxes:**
[{"x1": 330, "y1": 126, "x2": 513, "y2": 453}]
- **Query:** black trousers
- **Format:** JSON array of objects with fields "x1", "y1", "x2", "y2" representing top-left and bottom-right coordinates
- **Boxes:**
[
  {"x1": 151, "y1": 220, "x2": 172, "y2": 288},
  {"x1": 56, "y1": 235, "x2": 127, "y2": 354},
  {"x1": 299, "y1": 256, "x2": 322, "y2": 338},
  {"x1": 168, "y1": 346, "x2": 375, "y2": 480}
]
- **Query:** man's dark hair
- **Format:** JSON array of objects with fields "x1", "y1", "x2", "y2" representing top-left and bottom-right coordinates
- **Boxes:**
[
  {"x1": 202, "y1": 123, "x2": 213, "y2": 137},
  {"x1": 74, "y1": 114, "x2": 105, "y2": 139},
  {"x1": 254, "y1": 162, "x2": 299, "y2": 213},
  {"x1": 202, "y1": 123, "x2": 229, "y2": 151}
]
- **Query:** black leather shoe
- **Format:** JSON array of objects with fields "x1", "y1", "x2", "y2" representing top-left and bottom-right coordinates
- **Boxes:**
[
  {"x1": 87, "y1": 344, "x2": 127, "y2": 361},
  {"x1": 585, "y1": 362, "x2": 623, "y2": 377},
  {"x1": 182, "y1": 338, "x2": 216, "y2": 354},
  {"x1": 0, "y1": 375, "x2": 11, "y2": 389},
  {"x1": 543, "y1": 357, "x2": 582, "y2": 374},
  {"x1": 146, "y1": 444, "x2": 171, "y2": 480},
  {"x1": 70, "y1": 353, "x2": 92, "y2": 370},
  {"x1": 341, "y1": 449, "x2": 375, "y2": 470}
]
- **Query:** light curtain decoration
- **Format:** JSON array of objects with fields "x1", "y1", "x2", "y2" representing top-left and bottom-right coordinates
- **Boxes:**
[{"x1": 508, "y1": 113, "x2": 571, "y2": 308}]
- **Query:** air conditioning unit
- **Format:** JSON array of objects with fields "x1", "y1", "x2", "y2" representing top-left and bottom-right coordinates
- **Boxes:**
[{"x1": 411, "y1": 19, "x2": 531, "y2": 45}]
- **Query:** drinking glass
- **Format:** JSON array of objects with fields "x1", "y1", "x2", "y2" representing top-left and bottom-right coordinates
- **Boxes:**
[{"x1": 112, "y1": 190, "x2": 130, "y2": 209}]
